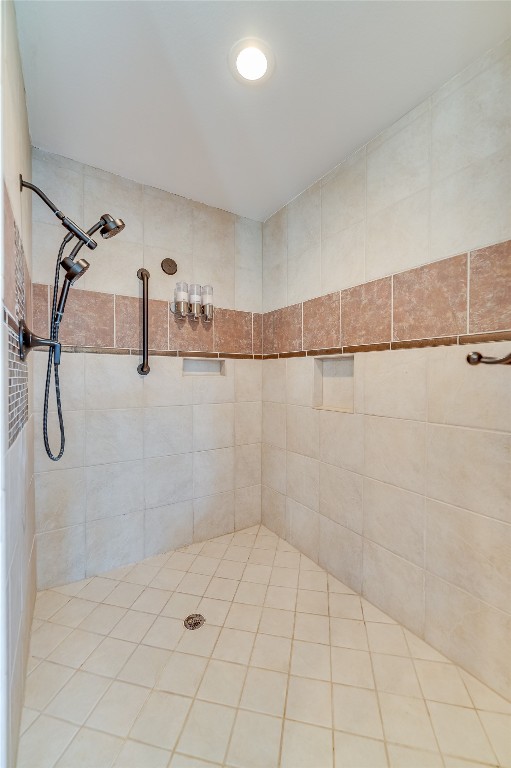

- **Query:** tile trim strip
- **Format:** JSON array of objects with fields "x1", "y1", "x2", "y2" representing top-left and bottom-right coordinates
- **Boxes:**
[{"x1": 32, "y1": 238, "x2": 510, "y2": 358}]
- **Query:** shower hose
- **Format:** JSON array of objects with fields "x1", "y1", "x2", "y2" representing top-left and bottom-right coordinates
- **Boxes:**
[{"x1": 43, "y1": 237, "x2": 67, "y2": 461}]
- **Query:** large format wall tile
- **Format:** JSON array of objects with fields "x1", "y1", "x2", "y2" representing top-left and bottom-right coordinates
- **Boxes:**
[
  {"x1": 321, "y1": 220, "x2": 365, "y2": 294},
  {"x1": 193, "y1": 491, "x2": 235, "y2": 541},
  {"x1": 320, "y1": 411, "x2": 364, "y2": 474},
  {"x1": 427, "y1": 424, "x2": 510, "y2": 523},
  {"x1": 144, "y1": 500, "x2": 193, "y2": 556},
  {"x1": 469, "y1": 240, "x2": 511, "y2": 333},
  {"x1": 144, "y1": 453, "x2": 193, "y2": 508},
  {"x1": 302, "y1": 293, "x2": 340, "y2": 351},
  {"x1": 426, "y1": 498, "x2": 511, "y2": 613},
  {"x1": 262, "y1": 208, "x2": 287, "y2": 313},
  {"x1": 287, "y1": 498, "x2": 320, "y2": 562},
  {"x1": 286, "y1": 451, "x2": 320, "y2": 512},
  {"x1": 427, "y1": 341, "x2": 511, "y2": 432},
  {"x1": 85, "y1": 460, "x2": 144, "y2": 521},
  {"x1": 319, "y1": 462, "x2": 363, "y2": 534},
  {"x1": 286, "y1": 405, "x2": 319, "y2": 459},
  {"x1": 321, "y1": 148, "x2": 366, "y2": 239},
  {"x1": 86, "y1": 511, "x2": 144, "y2": 576},
  {"x1": 214, "y1": 309, "x2": 253, "y2": 355},
  {"x1": 425, "y1": 574, "x2": 511, "y2": 699},
  {"x1": 85, "y1": 409, "x2": 143, "y2": 466},
  {"x1": 319, "y1": 515, "x2": 363, "y2": 592},
  {"x1": 362, "y1": 348, "x2": 427, "y2": 421},
  {"x1": 363, "y1": 541, "x2": 425, "y2": 636},
  {"x1": 35, "y1": 468, "x2": 85, "y2": 532},
  {"x1": 36, "y1": 525, "x2": 86, "y2": 589},
  {"x1": 365, "y1": 416, "x2": 426, "y2": 494},
  {"x1": 393, "y1": 255, "x2": 467, "y2": 341},
  {"x1": 363, "y1": 478, "x2": 424, "y2": 567},
  {"x1": 341, "y1": 278, "x2": 391, "y2": 346},
  {"x1": 235, "y1": 216, "x2": 263, "y2": 314}
]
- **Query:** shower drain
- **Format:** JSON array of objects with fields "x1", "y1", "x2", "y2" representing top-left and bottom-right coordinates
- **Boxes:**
[{"x1": 184, "y1": 613, "x2": 205, "y2": 630}]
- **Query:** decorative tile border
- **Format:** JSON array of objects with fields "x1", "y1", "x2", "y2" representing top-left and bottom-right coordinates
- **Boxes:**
[{"x1": 32, "y1": 239, "x2": 510, "y2": 359}]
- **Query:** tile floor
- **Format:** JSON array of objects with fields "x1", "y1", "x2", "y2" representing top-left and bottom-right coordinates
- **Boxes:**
[{"x1": 17, "y1": 525, "x2": 511, "y2": 768}]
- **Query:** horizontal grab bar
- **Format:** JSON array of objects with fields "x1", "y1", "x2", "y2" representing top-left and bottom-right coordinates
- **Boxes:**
[{"x1": 466, "y1": 351, "x2": 511, "y2": 366}]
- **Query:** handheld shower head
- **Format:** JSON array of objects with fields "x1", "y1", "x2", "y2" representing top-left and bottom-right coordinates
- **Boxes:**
[
  {"x1": 55, "y1": 256, "x2": 90, "y2": 322},
  {"x1": 100, "y1": 214, "x2": 125, "y2": 239}
]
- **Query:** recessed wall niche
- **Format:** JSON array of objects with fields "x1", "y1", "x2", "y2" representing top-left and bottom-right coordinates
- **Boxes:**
[
  {"x1": 313, "y1": 354, "x2": 354, "y2": 412},
  {"x1": 182, "y1": 358, "x2": 225, "y2": 376}
]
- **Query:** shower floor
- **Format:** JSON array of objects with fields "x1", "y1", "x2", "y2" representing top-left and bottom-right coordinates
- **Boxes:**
[{"x1": 17, "y1": 525, "x2": 510, "y2": 768}]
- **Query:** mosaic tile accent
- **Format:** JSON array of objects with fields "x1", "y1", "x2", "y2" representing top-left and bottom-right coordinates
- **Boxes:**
[
  {"x1": 6, "y1": 215, "x2": 29, "y2": 447},
  {"x1": 7, "y1": 321, "x2": 28, "y2": 448}
]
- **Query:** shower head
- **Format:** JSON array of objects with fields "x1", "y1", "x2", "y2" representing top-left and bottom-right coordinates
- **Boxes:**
[
  {"x1": 100, "y1": 214, "x2": 125, "y2": 239},
  {"x1": 61, "y1": 255, "x2": 90, "y2": 284},
  {"x1": 55, "y1": 257, "x2": 90, "y2": 322}
]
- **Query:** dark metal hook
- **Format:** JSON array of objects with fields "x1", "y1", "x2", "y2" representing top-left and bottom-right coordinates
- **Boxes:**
[{"x1": 466, "y1": 351, "x2": 511, "y2": 366}]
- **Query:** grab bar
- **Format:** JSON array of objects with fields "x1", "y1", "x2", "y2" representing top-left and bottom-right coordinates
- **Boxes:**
[
  {"x1": 137, "y1": 268, "x2": 150, "y2": 375},
  {"x1": 467, "y1": 351, "x2": 511, "y2": 366}
]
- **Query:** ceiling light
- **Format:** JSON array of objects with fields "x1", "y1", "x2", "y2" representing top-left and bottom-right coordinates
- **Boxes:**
[{"x1": 229, "y1": 38, "x2": 274, "y2": 83}]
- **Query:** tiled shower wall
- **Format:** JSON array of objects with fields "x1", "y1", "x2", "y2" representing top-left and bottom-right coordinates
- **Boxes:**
[
  {"x1": 30, "y1": 150, "x2": 263, "y2": 589},
  {"x1": 261, "y1": 37, "x2": 511, "y2": 700},
  {"x1": 2, "y1": 1, "x2": 36, "y2": 763}
]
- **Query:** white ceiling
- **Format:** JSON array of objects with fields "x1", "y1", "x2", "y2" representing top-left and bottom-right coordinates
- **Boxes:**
[{"x1": 15, "y1": 1, "x2": 511, "y2": 221}]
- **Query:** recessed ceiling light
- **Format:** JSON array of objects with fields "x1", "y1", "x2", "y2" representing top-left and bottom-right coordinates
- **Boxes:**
[{"x1": 229, "y1": 38, "x2": 274, "y2": 83}]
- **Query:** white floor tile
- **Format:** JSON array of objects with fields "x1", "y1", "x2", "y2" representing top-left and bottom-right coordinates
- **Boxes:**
[
  {"x1": 176, "y1": 700, "x2": 236, "y2": 763},
  {"x1": 130, "y1": 690, "x2": 192, "y2": 750},
  {"x1": 21, "y1": 524, "x2": 506, "y2": 768},
  {"x1": 197, "y1": 659, "x2": 246, "y2": 706},
  {"x1": 226, "y1": 710, "x2": 282, "y2": 768},
  {"x1": 281, "y1": 720, "x2": 333, "y2": 768}
]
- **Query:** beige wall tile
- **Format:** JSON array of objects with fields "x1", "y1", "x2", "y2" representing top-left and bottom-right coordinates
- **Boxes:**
[
  {"x1": 427, "y1": 342, "x2": 511, "y2": 432},
  {"x1": 365, "y1": 416, "x2": 426, "y2": 494},
  {"x1": 431, "y1": 52, "x2": 511, "y2": 183},
  {"x1": 366, "y1": 190, "x2": 429, "y2": 281},
  {"x1": 85, "y1": 409, "x2": 143, "y2": 466},
  {"x1": 321, "y1": 148, "x2": 366, "y2": 239},
  {"x1": 84, "y1": 355, "x2": 143, "y2": 410},
  {"x1": 425, "y1": 574, "x2": 511, "y2": 699},
  {"x1": 143, "y1": 406, "x2": 193, "y2": 458},
  {"x1": 144, "y1": 453, "x2": 193, "y2": 508},
  {"x1": 262, "y1": 208, "x2": 287, "y2": 312},
  {"x1": 235, "y1": 444, "x2": 261, "y2": 489},
  {"x1": 319, "y1": 411, "x2": 364, "y2": 474},
  {"x1": 367, "y1": 111, "x2": 430, "y2": 216},
  {"x1": 286, "y1": 452, "x2": 320, "y2": 512},
  {"x1": 430, "y1": 146, "x2": 511, "y2": 260},
  {"x1": 319, "y1": 462, "x2": 363, "y2": 534},
  {"x1": 86, "y1": 461, "x2": 144, "y2": 521},
  {"x1": 319, "y1": 516, "x2": 363, "y2": 592},
  {"x1": 86, "y1": 512, "x2": 144, "y2": 576},
  {"x1": 287, "y1": 498, "x2": 320, "y2": 562},
  {"x1": 261, "y1": 486, "x2": 286, "y2": 538},
  {"x1": 193, "y1": 403, "x2": 234, "y2": 452},
  {"x1": 262, "y1": 358, "x2": 286, "y2": 403},
  {"x1": 362, "y1": 348, "x2": 427, "y2": 421},
  {"x1": 262, "y1": 402, "x2": 286, "y2": 449},
  {"x1": 321, "y1": 220, "x2": 365, "y2": 293},
  {"x1": 36, "y1": 526, "x2": 86, "y2": 589},
  {"x1": 192, "y1": 203, "x2": 235, "y2": 309},
  {"x1": 364, "y1": 479, "x2": 424, "y2": 567},
  {"x1": 193, "y1": 447, "x2": 234, "y2": 498},
  {"x1": 235, "y1": 485, "x2": 261, "y2": 530},
  {"x1": 426, "y1": 424, "x2": 510, "y2": 522},
  {"x1": 35, "y1": 468, "x2": 86, "y2": 532},
  {"x1": 262, "y1": 444, "x2": 286, "y2": 495},
  {"x1": 235, "y1": 216, "x2": 262, "y2": 313},
  {"x1": 426, "y1": 499, "x2": 511, "y2": 612},
  {"x1": 286, "y1": 405, "x2": 319, "y2": 459},
  {"x1": 235, "y1": 359, "x2": 262, "y2": 403},
  {"x1": 286, "y1": 357, "x2": 314, "y2": 407},
  {"x1": 144, "y1": 501, "x2": 193, "y2": 556},
  {"x1": 193, "y1": 491, "x2": 235, "y2": 541},
  {"x1": 363, "y1": 541, "x2": 425, "y2": 635},
  {"x1": 235, "y1": 402, "x2": 262, "y2": 446}
]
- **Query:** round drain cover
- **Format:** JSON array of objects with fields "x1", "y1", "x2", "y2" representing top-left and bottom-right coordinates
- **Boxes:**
[{"x1": 184, "y1": 613, "x2": 205, "y2": 630}]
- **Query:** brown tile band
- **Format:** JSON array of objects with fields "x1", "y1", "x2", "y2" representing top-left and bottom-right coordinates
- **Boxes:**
[{"x1": 31, "y1": 238, "x2": 510, "y2": 360}]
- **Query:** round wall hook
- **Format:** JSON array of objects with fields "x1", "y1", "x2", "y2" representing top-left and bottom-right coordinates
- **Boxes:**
[{"x1": 161, "y1": 258, "x2": 177, "y2": 275}]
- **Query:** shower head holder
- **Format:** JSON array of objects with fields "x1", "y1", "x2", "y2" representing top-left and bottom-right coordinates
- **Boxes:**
[{"x1": 18, "y1": 320, "x2": 61, "y2": 364}]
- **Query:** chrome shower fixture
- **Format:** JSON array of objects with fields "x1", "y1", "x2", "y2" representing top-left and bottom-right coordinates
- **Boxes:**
[{"x1": 19, "y1": 175, "x2": 125, "y2": 461}]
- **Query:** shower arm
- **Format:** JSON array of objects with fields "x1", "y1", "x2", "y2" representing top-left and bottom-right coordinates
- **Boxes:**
[{"x1": 20, "y1": 174, "x2": 98, "y2": 251}]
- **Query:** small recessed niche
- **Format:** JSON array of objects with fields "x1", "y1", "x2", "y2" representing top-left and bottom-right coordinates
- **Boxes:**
[
  {"x1": 182, "y1": 358, "x2": 225, "y2": 376},
  {"x1": 313, "y1": 355, "x2": 354, "y2": 412}
]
